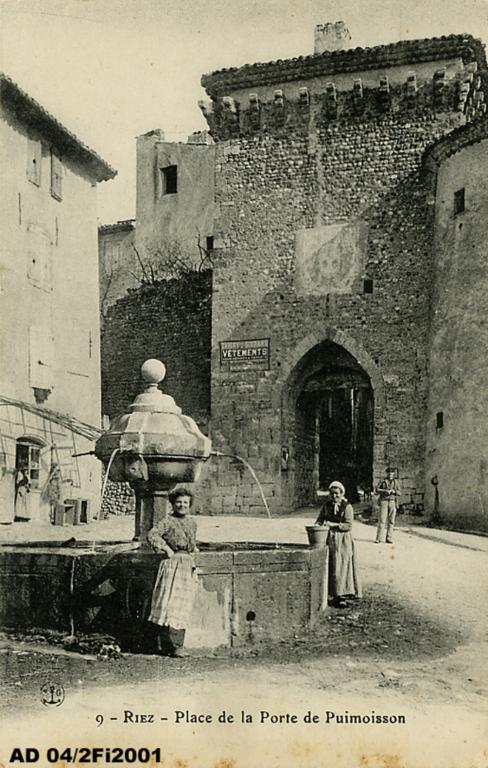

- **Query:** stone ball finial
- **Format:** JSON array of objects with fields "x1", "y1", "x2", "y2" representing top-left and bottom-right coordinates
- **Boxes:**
[{"x1": 141, "y1": 359, "x2": 166, "y2": 385}]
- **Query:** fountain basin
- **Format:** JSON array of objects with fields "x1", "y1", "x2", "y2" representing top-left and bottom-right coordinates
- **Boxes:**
[
  {"x1": 103, "y1": 454, "x2": 207, "y2": 486},
  {"x1": 0, "y1": 542, "x2": 328, "y2": 649}
]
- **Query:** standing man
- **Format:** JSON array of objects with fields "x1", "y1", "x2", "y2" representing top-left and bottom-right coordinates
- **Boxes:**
[{"x1": 375, "y1": 467, "x2": 401, "y2": 544}]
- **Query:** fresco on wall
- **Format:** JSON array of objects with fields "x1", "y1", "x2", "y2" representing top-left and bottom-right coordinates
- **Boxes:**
[{"x1": 294, "y1": 220, "x2": 367, "y2": 296}]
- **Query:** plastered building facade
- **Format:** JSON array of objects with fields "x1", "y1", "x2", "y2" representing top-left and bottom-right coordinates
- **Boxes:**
[
  {"x1": 98, "y1": 219, "x2": 136, "y2": 318},
  {"x1": 102, "y1": 30, "x2": 488, "y2": 527},
  {"x1": 0, "y1": 74, "x2": 115, "y2": 525},
  {"x1": 424, "y1": 117, "x2": 488, "y2": 530}
]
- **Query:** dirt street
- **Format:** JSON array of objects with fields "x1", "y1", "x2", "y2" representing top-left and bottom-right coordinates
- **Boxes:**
[{"x1": 0, "y1": 514, "x2": 487, "y2": 768}]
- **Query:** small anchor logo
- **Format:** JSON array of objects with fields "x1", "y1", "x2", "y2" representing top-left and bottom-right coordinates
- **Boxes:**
[{"x1": 40, "y1": 682, "x2": 65, "y2": 707}]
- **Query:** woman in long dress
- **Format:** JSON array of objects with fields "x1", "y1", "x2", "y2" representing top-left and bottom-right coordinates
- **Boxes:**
[
  {"x1": 147, "y1": 487, "x2": 198, "y2": 657},
  {"x1": 14, "y1": 465, "x2": 31, "y2": 522},
  {"x1": 315, "y1": 480, "x2": 362, "y2": 607}
]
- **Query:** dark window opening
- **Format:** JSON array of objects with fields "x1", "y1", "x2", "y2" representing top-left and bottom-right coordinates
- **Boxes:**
[
  {"x1": 246, "y1": 611, "x2": 256, "y2": 622},
  {"x1": 454, "y1": 188, "x2": 465, "y2": 215},
  {"x1": 161, "y1": 165, "x2": 177, "y2": 194},
  {"x1": 436, "y1": 411, "x2": 444, "y2": 429},
  {"x1": 15, "y1": 439, "x2": 43, "y2": 490},
  {"x1": 363, "y1": 279, "x2": 373, "y2": 294},
  {"x1": 206, "y1": 236, "x2": 214, "y2": 251}
]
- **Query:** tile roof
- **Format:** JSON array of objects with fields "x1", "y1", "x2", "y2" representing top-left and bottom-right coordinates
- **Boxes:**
[
  {"x1": 202, "y1": 34, "x2": 486, "y2": 97},
  {"x1": 0, "y1": 73, "x2": 116, "y2": 182},
  {"x1": 98, "y1": 219, "x2": 136, "y2": 234},
  {"x1": 424, "y1": 114, "x2": 488, "y2": 167}
]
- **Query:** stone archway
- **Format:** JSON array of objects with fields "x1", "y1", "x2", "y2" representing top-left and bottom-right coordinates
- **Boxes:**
[{"x1": 280, "y1": 329, "x2": 385, "y2": 510}]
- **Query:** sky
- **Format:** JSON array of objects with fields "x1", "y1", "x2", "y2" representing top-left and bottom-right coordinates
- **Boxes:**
[{"x1": 1, "y1": 0, "x2": 488, "y2": 223}]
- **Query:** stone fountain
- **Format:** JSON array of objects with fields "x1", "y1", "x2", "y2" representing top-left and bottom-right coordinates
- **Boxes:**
[
  {"x1": 94, "y1": 359, "x2": 211, "y2": 542},
  {"x1": 0, "y1": 360, "x2": 328, "y2": 651}
]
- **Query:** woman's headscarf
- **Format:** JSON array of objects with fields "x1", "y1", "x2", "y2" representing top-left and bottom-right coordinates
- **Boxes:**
[{"x1": 328, "y1": 481, "x2": 345, "y2": 495}]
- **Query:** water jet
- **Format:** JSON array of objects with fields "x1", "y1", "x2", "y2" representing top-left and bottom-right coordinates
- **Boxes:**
[{"x1": 0, "y1": 360, "x2": 327, "y2": 650}]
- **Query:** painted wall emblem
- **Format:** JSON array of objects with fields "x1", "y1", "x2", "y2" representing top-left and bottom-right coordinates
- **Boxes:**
[{"x1": 295, "y1": 221, "x2": 367, "y2": 296}]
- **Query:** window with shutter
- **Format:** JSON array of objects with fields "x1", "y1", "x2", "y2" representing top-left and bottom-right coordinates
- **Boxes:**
[
  {"x1": 26, "y1": 223, "x2": 53, "y2": 291},
  {"x1": 50, "y1": 152, "x2": 63, "y2": 201},
  {"x1": 27, "y1": 139, "x2": 42, "y2": 186}
]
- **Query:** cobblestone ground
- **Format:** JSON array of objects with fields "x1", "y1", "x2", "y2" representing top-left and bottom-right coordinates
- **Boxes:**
[{"x1": 0, "y1": 512, "x2": 487, "y2": 768}]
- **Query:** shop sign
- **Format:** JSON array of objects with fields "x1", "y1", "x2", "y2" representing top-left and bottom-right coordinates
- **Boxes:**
[{"x1": 220, "y1": 338, "x2": 270, "y2": 371}]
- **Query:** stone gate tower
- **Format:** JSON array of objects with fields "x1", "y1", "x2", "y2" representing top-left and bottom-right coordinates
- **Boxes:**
[
  {"x1": 197, "y1": 32, "x2": 486, "y2": 514},
  {"x1": 101, "y1": 31, "x2": 487, "y2": 518}
]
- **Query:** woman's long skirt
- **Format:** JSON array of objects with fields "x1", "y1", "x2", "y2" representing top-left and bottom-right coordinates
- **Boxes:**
[
  {"x1": 327, "y1": 531, "x2": 362, "y2": 598},
  {"x1": 148, "y1": 552, "x2": 197, "y2": 630}
]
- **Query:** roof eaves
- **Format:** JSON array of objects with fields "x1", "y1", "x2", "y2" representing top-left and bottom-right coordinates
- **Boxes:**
[
  {"x1": 0, "y1": 74, "x2": 117, "y2": 182},
  {"x1": 98, "y1": 219, "x2": 136, "y2": 233},
  {"x1": 202, "y1": 34, "x2": 486, "y2": 96},
  {"x1": 424, "y1": 115, "x2": 488, "y2": 168}
]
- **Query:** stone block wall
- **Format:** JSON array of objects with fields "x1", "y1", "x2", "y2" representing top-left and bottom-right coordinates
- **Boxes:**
[
  {"x1": 98, "y1": 37, "x2": 488, "y2": 518},
  {"x1": 208, "y1": 108, "x2": 463, "y2": 515},
  {"x1": 100, "y1": 477, "x2": 135, "y2": 518},
  {"x1": 101, "y1": 270, "x2": 212, "y2": 430}
]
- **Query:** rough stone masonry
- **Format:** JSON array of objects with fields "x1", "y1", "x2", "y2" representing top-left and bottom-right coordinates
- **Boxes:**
[{"x1": 101, "y1": 30, "x2": 488, "y2": 521}]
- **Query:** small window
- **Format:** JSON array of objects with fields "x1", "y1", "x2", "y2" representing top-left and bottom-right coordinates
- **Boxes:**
[
  {"x1": 27, "y1": 139, "x2": 42, "y2": 186},
  {"x1": 454, "y1": 188, "x2": 465, "y2": 215},
  {"x1": 15, "y1": 439, "x2": 43, "y2": 490},
  {"x1": 206, "y1": 236, "x2": 214, "y2": 251},
  {"x1": 363, "y1": 279, "x2": 373, "y2": 294},
  {"x1": 436, "y1": 411, "x2": 444, "y2": 429},
  {"x1": 50, "y1": 152, "x2": 63, "y2": 201},
  {"x1": 161, "y1": 165, "x2": 177, "y2": 195}
]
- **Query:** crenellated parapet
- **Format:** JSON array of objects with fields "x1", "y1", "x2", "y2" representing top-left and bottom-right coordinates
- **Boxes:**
[
  {"x1": 199, "y1": 65, "x2": 486, "y2": 141},
  {"x1": 199, "y1": 34, "x2": 487, "y2": 141}
]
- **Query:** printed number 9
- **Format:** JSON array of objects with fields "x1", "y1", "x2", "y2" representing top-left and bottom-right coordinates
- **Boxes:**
[{"x1": 96, "y1": 714, "x2": 104, "y2": 727}]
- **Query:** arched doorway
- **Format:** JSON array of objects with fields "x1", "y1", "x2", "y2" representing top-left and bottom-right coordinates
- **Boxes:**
[{"x1": 282, "y1": 339, "x2": 374, "y2": 508}]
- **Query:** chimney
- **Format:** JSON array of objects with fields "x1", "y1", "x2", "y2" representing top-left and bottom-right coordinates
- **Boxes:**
[{"x1": 314, "y1": 21, "x2": 351, "y2": 54}]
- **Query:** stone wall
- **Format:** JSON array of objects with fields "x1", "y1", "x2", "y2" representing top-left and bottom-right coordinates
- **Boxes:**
[
  {"x1": 100, "y1": 477, "x2": 135, "y2": 518},
  {"x1": 101, "y1": 36, "x2": 488, "y2": 518},
  {"x1": 101, "y1": 270, "x2": 212, "y2": 430},
  {"x1": 208, "y1": 108, "x2": 463, "y2": 515},
  {"x1": 425, "y1": 135, "x2": 488, "y2": 531},
  {"x1": 197, "y1": 38, "x2": 488, "y2": 515}
]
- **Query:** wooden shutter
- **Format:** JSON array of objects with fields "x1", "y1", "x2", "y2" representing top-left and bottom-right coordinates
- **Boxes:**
[
  {"x1": 50, "y1": 152, "x2": 63, "y2": 200},
  {"x1": 27, "y1": 139, "x2": 42, "y2": 186},
  {"x1": 26, "y1": 223, "x2": 52, "y2": 290}
]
